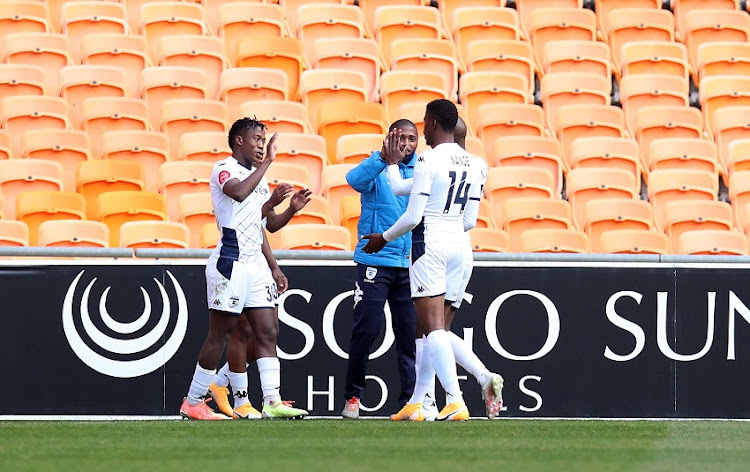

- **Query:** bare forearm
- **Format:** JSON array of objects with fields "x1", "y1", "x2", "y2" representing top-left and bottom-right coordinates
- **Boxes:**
[
  {"x1": 262, "y1": 231, "x2": 279, "y2": 270},
  {"x1": 224, "y1": 161, "x2": 271, "y2": 202},
  {"x1": 265, "y1": 206, "x2": 296, "y2": 233}
]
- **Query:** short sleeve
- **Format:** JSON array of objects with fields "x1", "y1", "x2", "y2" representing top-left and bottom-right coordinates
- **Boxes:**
[{"x1": 215, "y1": 163, "x2": 242, "y2": 190}]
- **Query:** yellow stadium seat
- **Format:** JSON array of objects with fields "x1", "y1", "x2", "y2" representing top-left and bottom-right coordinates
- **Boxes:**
[
  {"x1": 390, "y1": 38, "x2": 461, "y2": 100},
  {"x1": 297, "y1": 4, "x2": 364, "y2": 63},
  {"x1": 279, "y1": 223, "x2": 351, "y2": 250},
  {"x1": 678, "y1": 229, "x2": 748, "y2": 256},
  {"x1": 619, "y1": 74, "x2": 689, "y2": 135},
  {"x1": 696, "y1": 42, "x2": 750, "y2": 83},
  {"x1": 606, "y1": 8, "x2": 674, "y2": 73},
  {"x1": 300, "y1": 69, "x2": 369, "y2": 131},
  {"x1": 566, "y1": 168, "x2": 638, "y2": 230},
  {"x1": 374, "y1": 5, "x2": 443, "y2": 67},
  {"x1": 569, "y1": 137, "x2": 641, "y2": 184},
  {"x1": 274, "y1": 133, "x2": 327, "y2": 193},
  {"x1": 16, "y1": 190, "x2": 85, "y2": 246},
  {"x1": 468, "y1": 227, "x2": 510, "y2": 252},
  {"x1": 648, "y1": 138, "x2": 719, "y2": 179},
  {"x1": 492, "y1": 136, "x2": 564, "y2": 196},
  {"x1": 583, "y1": 198, "x2": 654, "y2": 246},
  {"x1": 648, "y1": 168, "x2": 718, "y2": 230},
  {"x1": 502, "y1": 197, "x2": 572, "y2": 251},
  {"x1": 594, "y1": 0, "x2": 661, "y2": 37},
  {"x1": 159, "y1": 98, "x2": 228, "y2": 160},
  {"x1": 0, "y1": 220, "x2": 30, "y2": 247},
  {"x1": 60, "y1": 65, "x2": 127, "y2": 127},
  {"x1": 321, "y1": 163, "x2": 357, "y2": 225},
  {"x1": 236, "y1": 36, "x2": 305, "y2": 100},
  {"x1": 542, "y1": 40, "x2": 611, "y2": 79},
  {"x1": 180, "y1": 131, "x2": 231, "y2": 163},
  {"x1": 619, "y1": 41, "x2": 689, "y2": 82},
  {"x1": 0, "y1": 64, "x2": 46, "y2": 98},
  {"x1": 518, "y1": 228, "x2": 590, "y2": 253},
  {"x1": 554, "y1": 104, "x2": 626, "y2": 168},
  {"x1": 318, "y1": 101, "x2": 388, "y2": 165},
  {"x1": 81, "y1": 34, "x2": 150, "y2": 99},
  {"x1": 100, "y1": 130, "x2": 169, "y2": 193},
  {"x1": 158, "y1": 161, "x2": 212, "y2": 221},
  {"x1": 460, "y1": 71, "x2": 529, "y2": 132},
  {"x1": 634, "y1": 105, "x2": 704, "y2": 171},
  {"x1": 140, "y1": 1, "x2": 208, "y2": 64},
  {"x1": 540, "y1": 73, "x2": 611, "y2": 133},
  {"x1": 0, "y1": 96, "x2": 70, "y2": 159},
  {"x1": 528, "y1": 7, "x2": 597, "y2": 67},
  {"x1": 120, "y1": 220, "x2": 190, "y2": 249},
  {"x1": 452, "y1": 7, "x2": 520, "y2": 67},
  {"x1": 158, "y1": 35, "x2": 229, "y2": 101},
  {"x1": 311, "y1": 38, "x2": 383, "y2": 102},
  {"x1": 220, "y1": 67, "x2": 288, "y2": 121},
  {"x1": 475, "y1": 103, "x2": 545, "y2": 154},
  {"x1": 60, "y1": 1, "x2": 128, "y2": 63},
  {"x1": 484, "y1": 166, "x2": 555, "y2": 225},
  {"x1": 515, "y1": 0, "x2": 582, "y2": 37},
  {"x1": 240, "y1": 100, "x2": 312, "y2": 135},
  {"x1": 38, "y1": 220, "x2": 109, "y2": 248},
  {"x1": 380, "y1": 70, "x2": 447, "y2": 125},
  {"x1": 97, "y1": 190, "x2": 166, "y2": 247},
  {"x1": 199, "y1": 221, "x2": 219, "y2": 249},
  {"x1": 81, "y1": 96, "x2": 151, "y2": 160},
  {"x1": 0, "y1": 159, "x2": 63, "y2": 220},
  {"x1": 21, "y1": 129, "x2": 90, "y2": 192},
  {"x1": 141, "y1": 66, "x2": 209, "y2": 128},
  {"x1": 464, "y1": 40, "x2": 534, "y2": 96},
  {"x1": 337, "y1": 134, "x2": 385, "y2": 165},
  {"x1": 663, "y1": 200, "x2": 735, "y2": 253},
  {"x1": 218, "y1": 2, "x2": 289, "y2": 65},
  {"x1": 77, "y1": 160, "x2": 145, "y2": 220},
  {"x1": 673, "y1": 0, "x2": 740, "y2": 39},
  {"x1": 597, "y1": 228, "x2": 668, "y2": 254},
  {"x1": 177, "y1": 192, "x2": 214, "y2": 249},
  {"x1": 712, "y1": 106, "x2": 750, "y2": 172},
  {"x1": 4, "y1": 33, "x2": 70, "y2": 96},
  {"x1": 700, "y1": 76, "x2": 750, "y2": 140}
]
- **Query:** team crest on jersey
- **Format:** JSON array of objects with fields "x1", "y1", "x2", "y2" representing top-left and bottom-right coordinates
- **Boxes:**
[
  {"x1": 218, "y1": 170, "x2": 230, "y2": 185},
  {"x1": 229, "y1": 296, "x2": 239, "y2": 308},
  {"x1": 365, "y1": 267, "x2": 377, "y2": 281}
]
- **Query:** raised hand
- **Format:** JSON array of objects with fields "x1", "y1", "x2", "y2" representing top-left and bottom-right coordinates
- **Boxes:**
[
  {"x1": 361, "y1": 233, "x2": 387, "y2": 253},
  {"x1": 266, "y1": 131, "x2": 279, "y2": 162},
  {"x1": 290, "y1": 188, "x2": 312, "y2": 212},
  {"x1": 382, "y1": 129, "x2": 405, "y2": 166},
  {"x1": 268, "y1": 183, "x2": 293, "y2": 208}
]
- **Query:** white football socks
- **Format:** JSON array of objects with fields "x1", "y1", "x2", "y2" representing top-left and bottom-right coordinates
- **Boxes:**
[
  {"x1": 408, "y1": 336, "x2": 436, "y2": 405},
  {"x1": 427, "y1": 330, "x2": 463, "y2": 404},
  {"x1": 228, "y1": 370, "x2": 249, "y2": 408},
  {"x1": 447, "y1": 331, "x2": 487, "y2": 381},
  {"x1": 187, "y1": 363, "x2": 215, "y2": 405},
  {"x1": 257, "y1": 357, "x2": 281, "y2": 405},
  {"x1": 214, "y1": 362, "x2": 231, "y2": 388}
]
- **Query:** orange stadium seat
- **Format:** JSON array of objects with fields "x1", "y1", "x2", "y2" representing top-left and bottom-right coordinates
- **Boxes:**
[
  {"x1": 158, "y1": 161, "x2": 212, "y2": 221},
  {"x1": 81, "y1": 34, "x2": 150, "y2": 99},
  {"x1": 492, "y1": 136, "x2": 564, "y2": 196},
  {"x1": 0, "y1": 159, "x2": 63, "y2": 220},
  {"x1": 321, "y1": 163, "x2": 357, "y2": 225},
  {"x1": 673, "y1": 0, "x2": 740, "y2": 39},
  {"x1": 540, "y1": 73, "x2": 611, "y2": 133},
  {"x1": 0, "y1": 1, "x2": 51, "y2": 45},
  {"x1": 0, "y1": 220, "x2": 30, "y2": 247},
  {"x1": 21, "y1": 129, "x2": 90, "y2": 192},
  {"x1": 217, "y1": 2, "x2": 290, "y2": 64},
  {"x1": 0, "y1": 64, "x2": 46, "y2": 98},
  {"x1": 199, "y1": 222, "x2": 219, "y2": 249},
  {"x1": 484, "y1": 166, "x2": 555, "y2": 225},
  {"x1": 474, "y1": 103, "x2": 545, "y2": 153},
  {"x1": 337, "y1": 134, "x2": 385, "y2": 165},
  {"x1": 16, "y1": 190, "x2": 85, "y2": 246},
  {"x1": 542, "y1": 40, "x2": 611, "y2": 78},
  {"x1": 439, "y1": 0, "x2": 506, "y2": 35},
  {"x1": 297, "y1": 4, "x2": 364, "y2": 63},
  {"x1": 81, "y1": 97, "x2": 151, "y2": 159},
  {"x1": 528, "y1": 7, "x2": 597, "y2": 67},
  {"x1": 100, "y1": 130, "x2": 169, "y2": 193},
  {"x1": 390, "y1": 38, "x2": 461, "y2": 100},
  {"x1": 97, "y1": 190, "x2": 167, "y2": 247},
  {"x1": 678, "y1": 229, "x2": 748, "y2": 256},
  {"x1": 380, "y1": 70, "x2": 447, "y2": 125},
  {"x1": 729, "y1": 171, "x2": 750, "y2": 229},
  {"x1": 663, "y1": 200, "x2": 735, "y2": 253},
  {"x1": 373, "y1": 5, "x2": 443, "y2": 67},
  {"x1": 265, "y1": 162, "x2": 312, "y2": 195},
  {"x1": 0, "y1": 96, "x2": 70, "y2": 162},
  {"x1": 77, "y1": 159, "x2": 145, "y2": 220},
  {"x1": 37, "y1": 220, "x2": 109, "y2": 248},
  {"x1": 696, "y1": 42, "x2": 750, "y2": 82},
  {"x1": 140, "y1": 2, "x2": 208, "y2": 64},
  {"x1": 634, "y1": 105, "x2": 704, "y2": 171},
  {"x1": 618, "y1": 41, "x2": 689, "y2": 81},
  {"x1": 275, "y1": 193, "x2": 332, "y2": 226},
  {"x1": 236, "y1": 37, "x2": 305, "y2": 101},
  {"x1": 177, "y1": 192, "x2": 214, "y2": 248},
  {"x1": 220, "y1": 67, "x2": 288, "y2": 121},
  {"x1": 274, "y1": 133, "x2": 328, "y2": 193},
  {"x1": 554, "y1": 104, "x2": 626, "y2": 168},
  {"x1": 502, "y1": 197, "x2": 572, "y2": 251},
  {"x1": 120, "y1": 221, "x2": 190, "y2": 249},
  {"x1": 60, "y1": 1, "x2": 128, "y2": 63},
  {"x1": 620, "y1": 74, "x2": 689, "y2": 134},
  {"x1": 648, "y1": 138, "x2": 719, "y2": 179},
  {"x1": 157, "y1": 35, "x2": 229, "y2": 101},
  {"x1": 683, "y1": 10, "x2": 750, "y2": 72},
  {"x1": 727, "y1": 139, "x2": 750, "y2": 178},
  {"x1": 360, "y1": 0, "x2": 432, "y2": 37},
  {"x1": 515, "y1": 0, "x2": 582, "y2": 37},
  {"x1": 240, "y1": 100, "x2": 312, "y2": 135},
  {"x1": 583, "y1": 198, "x2": 654, "y2": 246},
  {"x1": 300, "y1": 69, "x2": 369, "y2": 131},
  {"x1": 340, "y1": 194, "x2": 360, "y2": 248},
  {"x1": 594, "y1": 0, "x2": 661, "y2": 37},
  {"x1": 0, "y1": 131, "x2": 11, "y2": 160},
  {"x1": 464, "y1": 40, "x2": 534, "y2": 96},
  {"x1": 476, "y1": 198, "x2": 494, "y2": 228},
  {"x1": 606, "y1": 8, "x2": 674, "y2": 73},
  {"x1": 468, "y1": 227, "x2": 510, "y2": 252},
  {"x1": 596, "y1": 228, "x2": 669, "y2": 254},
  {"x1": 279, "y1": 0, "x2": 346, "y2": 36},
  {"x1": 180, "y1": 131, "x2": 231, "y2": 163},
  {"x1": 712, "y1": 106, "x2": 750, "y2": 172},
  {"x1": 310, "y1": 38, "x2": 383, "y2": 102},
  {"x1": 648, "y1": 168, "x2": 719, "y2": 230},
  {"x1": 518, "y1": 228, "x2": 590, "y2": 253},
  {"x1": 452, "y1": 7, "x2": 520, "y2": 67},
  {"x1": 60, "y1": 65, "x2": 127, "y2": 127},
  {"x1": 396, "y1": 101, "x2": 470, "y2": 137},
  {"x1": 3, "y1": 33, "x2": 70, "y2": 97},
  {"x1": 566, "y1": 168, "x2": 639, "y2": 230},
  {"x1": 318, "y1": 101, "x2": 388, "y2": 164},
  {"x1": 460, "y1": 71, "x2": 529, "y2": 132},
  {"x1": 159, "y1": 99, "x2": 228, "y2": 160},
  {"x1": 141, "y1": 66, "x2": 209, "y2": 128},
  {"x1": 700, "y1": 77, "x2": 750, "y2": 140},
  {"x1": 279, "y1": 223, "x2": 351, "y2": 250},
  {"x1": 569, "y1": 137, "x2": 641, "y2": 182},
  {"x1": 125, "y1": 0, "x2": 170, "y2": 34}
]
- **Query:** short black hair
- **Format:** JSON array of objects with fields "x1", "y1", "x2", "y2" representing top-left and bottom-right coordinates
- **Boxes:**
[
  {"x1": 228, "y1": 117, "x2": 267, "y2": 148},
  {"x1": 389, "y1": 118, "x2": 416, "y2": 132},
  {"x1": 426, "y1": 99, "x2": 458, "y2": 133}
]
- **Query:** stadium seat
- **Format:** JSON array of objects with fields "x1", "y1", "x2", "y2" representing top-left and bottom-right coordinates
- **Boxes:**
[
  {"x1": 605, "y1": 8, "x2": 674, "y2": 73},
  {"x1": 141, "y1": 66, "x2": 209, "y2": 128},
  {"x1": 700, "y1": 77, "x2": 750, "y2": 140},
  {"x1": 241, "y1": 100, "x2": 312, "y2": 135},
  {"x1": 390, "y1": 38, "x2": 461, "y2": 100},
  {"x1": 340, "y1": 194, "x2": 360, "y2": 249},
  {"x1": 683, "y1": 10, "x2": 750, "y2": 73},
  {"x1": 502, "y1": 197, "x2": 572, "y2": 251},
  {"x1": 474, "y1": 103, "x2": 545, "y2": 154},
  {"x1": 528, "y1": 7, "x2": 597, "y2": 68},
  {"x1": 542, "y1": 40, "x2": 611, "y2": 79},
  {"x1": 265, "y1": 162, "x2": 312, "y2": 195},
  {"x1": 0, "y1": 220, "x2": 30, "y2": 247},
  {"x1": 566, "y1": 168, "x2": 639, "y2": 230},
  {"x1": 180, "y1": 131, "x2": 231, "y2": 163},
  {"x1": 439, "y1": 0, "x2": 507, "y2": 34},
  {"x1": 618, "y1": 41, "x2": 689, "y2": 81},
  {"x1": 177, "y1": 192, "x2": 214, "y2": 248},
  {"x1": 159, "y1": 99, "x2": 228, "y2": 160},
  {"x1": 359, "y1": 0, "x2": 432, "y2": 36},
  {"x1": 97, "y1": 190, "x2": 167, "y2": 247},
  {"x1": 318, "y1": 101, "x2": 388, "y2": 165},
  {"x1": 279, "y1": 223, "x2": 351, "y2": 250},
  {"x1": 648, "y1": 168, "x2": 719, "y2": 230},
  {"x1": 484, "y1": 166, "x2": 556, "y2": 225},
  {"x1": 274, "y1": 133, "x2": 327, "y2": 193},
  {"x1": 157, "y1": 35, "x2": 229, "y2": 101},
  {"x1": 619, "y1": 74, "x2": 689, "y2": 134},
  {"x1": 217, "y1": 1, "x2": 290, "y2": 64},
  {"x1": 16, "y1": 190, "x2": 85, "y2": 246},
  {"x1": 120, "y1": 220, "x2": 190, "y2": 249},
  {"x1": 60, "y1": 1, "x2": 128, "y2": 63},
  {"x1": 594, "y1": 0, "x2": 661, "y2": 37},
  {"x1": 468, "y1": 227, "x2": 510, "y2": 252},
  {"x1": 100, "y1": 130, "x2": 169, "y2": 193},
  {"x1": 0, "y1": 131, "x2": 11, "y2": 160},
  {"x1": 596, "y1": 228, "x2": 669, "y2": 254},
  {"x1": 37, "y1": 219, "x2": 109, "y2": 248},
  {"x1": 321, "y1": 164, "x2": 357, "y2": 225},
  {"x1": 0, "y1": 159, "x2": 63, "y2": 220},
  {"x1": 310, "y1": 38, "x2": 383, "y2": 102},
  {"x1": 518, "y1": 228, "x2": 590, "y2": 253},
  {"x1": 300, "y1": 69, "x2": 369, "y2": 131},
  {"x1": 124, "y1": 0, "x2": 169, "y2": 34},
  {"x1": 0, "y1": 64, "x2": 46, "y2": 98},
  {"x1": 395, "y1": 101, "x2": 471, "y2": 138},
  {"x1": 81, "y1": 34, "x2": 150, "y2": 99},
  {"x1": 540, "y1": 73, "x2": 611, "y2": 133},
  {"x1": 380, "y1": 70, "x2": 448, "y2": 125},
  {"x1": 276, "y1": 193, "x2": 332, "y2": 226},
  {"x1": 60, "y1": 65, "x2": 127, "y2": 127},
  {"x1": 0, "y1": 1, "x2": 51, "y2": 46},
  {"x1": 373, "y1": 5, "x2": 443, "y2": 67},
  {"x1": 140, "y1": 2, "x2": 208, "y2": 64},
  {"x1": 569, "y1": 137, "x2": 641, "y2": 184},
  {"x1": 158, "y1": 161, "x2": 212, "y2": 221},
  {"x1": 634, "y1": 105, "x2": 704, "y2": 171},
  {"x1": 77, "y1": 160, "x2": 145, "y2": 220},
  {"x1": 728, "y1": 171, "x2": 750, "y2": 228},
  {"x1": 3, "y1": 33, "x2": 70, "y2": 97},
  {"x1": 337, "y1": 134, "x2": 384, "y2": 165},
  {"x1": 648, "y1": 138, "x2": 720, "y2": 179},
  {"x1": 464, "y1": 40, "x2": 534, "y2": 96},
  {"x1": 663, "y1": 200, "x2": 735, "y2": 253},
  {"x1": 81, "y1": 97, "x2": 151, "y2": 160},
  {"x1": 678, "y1": 229, "x2": 748, "y2": 256},
  {"x1": 696, "y1": 42, "x2": 750, "y2": 82},
  {"x1": 583, "y1": 198, "x2": 654, "y2": 245},
  {"x1": 477, "y1": 198, "x2": 494, "y2": 228},
  {"x1": 712, "y1": 106, "x2": 750, "y2": 172},
  {"x1": 21, "y1": 129, "x2": 90, "y2": 192},
  {"x1": 236, "y1": 37, "x2": 305, "y2": 100},
  {"x1": 220, "y1": 67, "x2": 289, "y2": 121},
  {"x1": 727, "y1": 139, "x2": 750, "y2": 178},
  {"x1": 554, "y1": 104, "x2": 626, "y2": 168},
  {"x1": 673, "y1": 0, "x2": 740, "y2": 39},
  {"x1": 451, "y1": 7, "x2": 521, "y2": 67},
  {"x1": 460, "y1": 71, "x2": 529, "y2": 132},
  {"x1": 297, "y1": 4, "x2": 364, "y2": 63},
  {"x1": 515, "y1": 0, "x2": 583, "y2": 37},
  {"x1": 0, "y1": 96, "x2": 71, "y2": 159},
  {"x1": 492, "y1": 136, "x2": 564, "y2": 196},
  {"x1": 199, "y1": 221, "x2": 219, "y2": 249}
]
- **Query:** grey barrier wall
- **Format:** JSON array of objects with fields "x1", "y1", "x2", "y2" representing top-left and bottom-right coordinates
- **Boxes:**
[{"x1": 2, "y1": 257, "x2": 750, "y2": 418}]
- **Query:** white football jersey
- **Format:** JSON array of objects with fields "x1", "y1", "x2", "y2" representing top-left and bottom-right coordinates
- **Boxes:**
[{"x1": 210, "y1": 155, "x2": 269, "y2": 264}]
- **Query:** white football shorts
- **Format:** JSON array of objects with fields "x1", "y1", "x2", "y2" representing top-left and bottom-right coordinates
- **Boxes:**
[
  {"x1": 205, "y1": 255, "x2": 277, "y2": 314},
  {"x1": 410, "y1": 239, "x2": 472, "y2": 301}
]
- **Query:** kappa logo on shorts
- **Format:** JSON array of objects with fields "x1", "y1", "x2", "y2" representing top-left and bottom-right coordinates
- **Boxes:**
[
  {"x1": 417, "y1": 286, "x2": 425, "y2": 293},
  {"x1": 229, "y1": 296, "x2": 239, "y2": 308},
  {"x1": 365, "y1": 267, "x2": 377, "y2": 281},
  {"x1": 212, "y1": 298, "x2": 222, "y2": 308},
  {"x1": 218, "y1": 170, "x2": 231, "y2": 185},
  {"x1": 61, "y1": 270, "x2": 188, "y2": 379}
]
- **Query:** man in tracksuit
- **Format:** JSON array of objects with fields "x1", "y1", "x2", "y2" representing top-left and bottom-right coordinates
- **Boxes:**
[{"x1": 341, "y1": 119, "x2": 420, "y2": 419}]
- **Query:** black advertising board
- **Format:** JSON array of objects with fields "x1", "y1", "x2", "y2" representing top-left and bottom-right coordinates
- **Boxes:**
[{"x1": 1, "y1": 260, "x2": 749, "y2": 418}]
